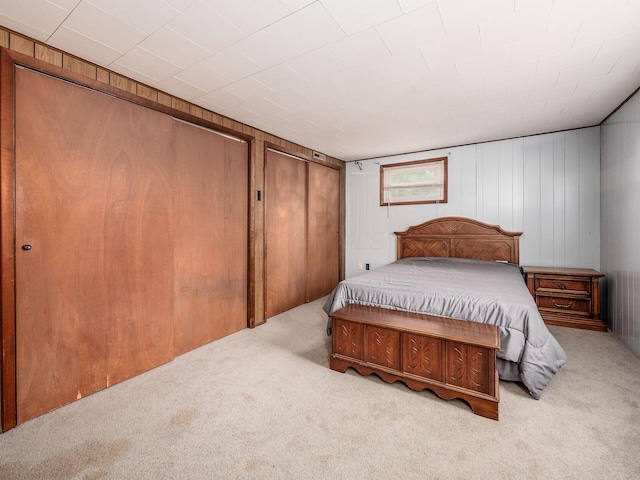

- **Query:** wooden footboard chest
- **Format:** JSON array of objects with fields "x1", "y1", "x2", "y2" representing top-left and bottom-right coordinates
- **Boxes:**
[{"x1": 329, "y1": 304, "x2": 500, "y2": 420}]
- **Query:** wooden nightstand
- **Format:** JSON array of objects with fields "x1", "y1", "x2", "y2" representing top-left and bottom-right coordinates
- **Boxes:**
[{"x1": 522, "y1": 266, "x2": 606, "y2": 332}]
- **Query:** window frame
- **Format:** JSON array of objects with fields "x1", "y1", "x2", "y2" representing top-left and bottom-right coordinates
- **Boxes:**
[{"x1": 379, "y1": 156, "x2": 448, "y2": 206}]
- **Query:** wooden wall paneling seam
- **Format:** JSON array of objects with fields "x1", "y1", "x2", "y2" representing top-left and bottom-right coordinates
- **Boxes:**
[
  {"x1": 0, "y1": 48, "x2": 17, "y2": 432},
  {"x1": 253, "y1": 132, "x2": 266, "y2": 327},
  {"x1": 248, "y1": 135, "x2": 257, "y2": 328},
  {"x1": 262, "y1": 144, "x2": 269, "y2": 322},
  {"x1": 305, "y1": 160, "x2": 310, "y2": 302}
]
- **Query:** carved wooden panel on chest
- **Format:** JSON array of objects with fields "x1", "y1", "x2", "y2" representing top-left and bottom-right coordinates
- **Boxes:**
[{"x1": 403, "y1": 334, "x2": 443, "y2": 381}]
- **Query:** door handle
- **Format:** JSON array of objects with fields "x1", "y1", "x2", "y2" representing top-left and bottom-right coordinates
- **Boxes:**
[
  {"x1": 552, "y1": 300, "x2": 572, "y2": 309},
  {"x1": 21, "y1": 244, "x2": 32, "y2": 251}
]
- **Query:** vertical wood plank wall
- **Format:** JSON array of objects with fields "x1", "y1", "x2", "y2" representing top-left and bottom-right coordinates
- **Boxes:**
[
  {"x1": 345, "y1": 127, "x2": 601, "y2": 279},
  {"x1": 0, "y1": 27, "x2": 345, "y2": 330},
  {"x1": 601, "y1": 89, "x2": 640, "y2": 358}
]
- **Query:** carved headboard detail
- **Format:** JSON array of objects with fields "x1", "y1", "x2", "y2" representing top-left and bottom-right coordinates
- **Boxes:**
[{"x1": 395, "y1": 217, "x2": 522, "y2": 264}]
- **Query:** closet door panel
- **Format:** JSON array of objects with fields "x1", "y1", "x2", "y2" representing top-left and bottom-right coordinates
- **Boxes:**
[
  {"x1": 14, "y1": 68, "x2": 175, "y2": 423},
  {"x1": 102, "y1": 107, "x2": 175, "y2": 387},
  {"x1": 173, "y1": 121, "x2": 249, "y2": 355},
  {"x1": 307, "y1": 163, "x2": 340, "y2": 301},
  {"x1": 265, "y1": 150, "x2": 307, "y2": 318}
]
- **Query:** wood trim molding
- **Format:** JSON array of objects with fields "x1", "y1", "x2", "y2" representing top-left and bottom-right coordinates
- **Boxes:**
[
  {"x1": 247, "y1": 138, "x2": 257, "y2": 329},
  {"x1": 0, "y1": 48, "x2": 17, "y2": 432}
]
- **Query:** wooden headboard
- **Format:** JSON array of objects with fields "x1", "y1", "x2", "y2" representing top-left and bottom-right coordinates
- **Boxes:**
[{"x1": 395, "y1": 217, "x2": 522, "y2": 264}]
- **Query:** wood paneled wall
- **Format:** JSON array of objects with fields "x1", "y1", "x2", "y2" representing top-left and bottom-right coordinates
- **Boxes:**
[
  {"x1": 0, "y1": 27, "x2": 345, "y2": 331},
  {"x1": 601, "y1": 89, "x2": 640, "y2": 358},
  {"x1": 345, "y1": 128, "x2": 600, "y2": 279}
]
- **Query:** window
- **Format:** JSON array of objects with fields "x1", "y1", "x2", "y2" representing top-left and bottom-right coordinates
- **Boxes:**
[{"x1": 380, "y1": 157, "x2": 448, "y2": 206}]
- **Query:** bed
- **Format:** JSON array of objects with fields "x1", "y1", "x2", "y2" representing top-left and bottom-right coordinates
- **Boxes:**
[{"x1": 324, "y1": 217, "x2": 567, "y2": 400}]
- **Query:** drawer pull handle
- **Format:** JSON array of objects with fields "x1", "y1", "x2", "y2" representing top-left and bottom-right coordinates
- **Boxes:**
[
  {"x1": 557, "y1": 282, "x2": 567, "y2": 289},
  {"x1": 552, "y1": 300, "x2": 572, "y2": 309}
]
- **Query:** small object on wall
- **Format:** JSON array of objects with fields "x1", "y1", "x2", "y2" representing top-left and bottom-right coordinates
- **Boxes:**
[
  {"x1": 351, "y1": 161, "x2": 365, "y2": 174},
  {"x1": 312, "y1": 151, "x2": 326, "y2": 161}
]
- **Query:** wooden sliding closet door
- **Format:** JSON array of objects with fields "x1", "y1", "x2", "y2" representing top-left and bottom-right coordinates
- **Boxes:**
[
  {"x1": 265, "y1": 149, "x2": 307, "y2": 317},
  {"x1": 265, "y1": 148, "x2": 341, "y2": 318},
  {"x1": 307, "y1": 162, "x2": 340, "y2": 302},
  {"x1": 172, "y1": 121, "x2": 248, "y2": 355},
  {"x1": 14, "y1": 68, "x2": 175, "y2": 423}
]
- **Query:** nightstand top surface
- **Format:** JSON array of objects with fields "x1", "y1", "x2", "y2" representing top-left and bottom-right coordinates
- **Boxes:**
[{"x1": 521, "y1": 266, "x2": 604, "y2": 277}]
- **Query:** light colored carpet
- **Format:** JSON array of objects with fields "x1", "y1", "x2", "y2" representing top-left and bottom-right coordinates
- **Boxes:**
[{"x1": 1, "y1": 297, "x2": 639, "y2": 479}]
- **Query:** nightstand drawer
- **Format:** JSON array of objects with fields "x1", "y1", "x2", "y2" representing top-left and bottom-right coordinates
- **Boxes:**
[
  {"x1": 535, "y1": 276, "x2": 590, "y2": 294},
  {"x1": 537, "y1": 294, "x2": 590, "y2": 316}
]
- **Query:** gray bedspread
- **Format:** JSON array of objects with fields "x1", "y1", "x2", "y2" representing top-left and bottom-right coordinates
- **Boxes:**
[{"x1": 323, "y1": 257, "x2": 566, "y2": 400}]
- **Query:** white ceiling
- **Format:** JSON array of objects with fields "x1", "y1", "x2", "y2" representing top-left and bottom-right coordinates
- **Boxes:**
[{"x1": 1, "y1": 0, "x2": 640, "y2": 161}]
